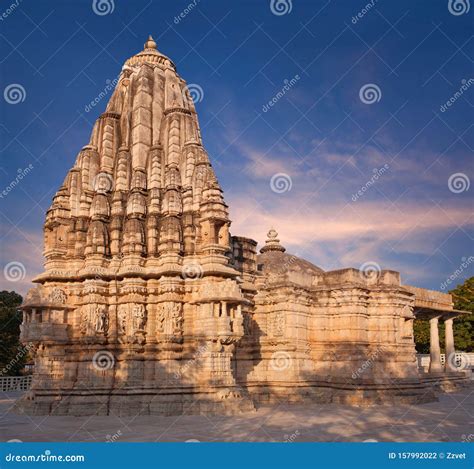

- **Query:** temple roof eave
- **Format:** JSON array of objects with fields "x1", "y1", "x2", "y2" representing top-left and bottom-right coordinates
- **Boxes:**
[{"x1": 413, "y1": 307, "x2": 471, "y2": 320}]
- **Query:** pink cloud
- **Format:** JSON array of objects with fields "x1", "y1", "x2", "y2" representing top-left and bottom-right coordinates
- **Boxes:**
[{"x1": 0, "y1": 228, "x2": 44, "y2": 296}]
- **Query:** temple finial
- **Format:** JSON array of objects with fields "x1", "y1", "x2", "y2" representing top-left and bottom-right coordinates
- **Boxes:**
[
  {"x1": 144, "y1": 35, "x2": 157, "y2": 50},
  {"x1": 260, "y1": 228, "x2": 286, "y2": 253}
]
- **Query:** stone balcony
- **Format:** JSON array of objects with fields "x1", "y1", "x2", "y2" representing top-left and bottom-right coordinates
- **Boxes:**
[{"x1": 20, "y1": 322, "x2": 70, "y2": 344}]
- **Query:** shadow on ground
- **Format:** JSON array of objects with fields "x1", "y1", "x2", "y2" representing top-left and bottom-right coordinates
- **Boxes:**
[{"x1": 0, "y1": 387, "x2": 472, "y2": 442}]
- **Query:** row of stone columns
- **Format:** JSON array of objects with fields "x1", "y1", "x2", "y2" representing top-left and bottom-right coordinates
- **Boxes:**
[{"x1": 429, "y1": 315, "x2": 456, "y2": 373}]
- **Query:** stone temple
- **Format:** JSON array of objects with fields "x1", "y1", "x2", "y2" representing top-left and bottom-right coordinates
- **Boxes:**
[{"x1": 18, "y1": 37, "x2": 470, "y2": 416}]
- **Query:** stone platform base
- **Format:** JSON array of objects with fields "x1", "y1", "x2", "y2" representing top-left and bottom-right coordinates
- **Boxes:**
[
  {"x1": 245, "y1": 379, "x2": 438, "y2": 406},
  {"x1": 420, "y1": 371, "x2": 472, "y2": 393},
  {"x1": 19, "y1": 375, "x2": 468, "y2": 416},
  {"x1": 14, "y1": 387, "x2": 256, "y2": 417}
]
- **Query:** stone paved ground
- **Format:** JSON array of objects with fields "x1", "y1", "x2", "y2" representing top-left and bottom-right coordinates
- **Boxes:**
[{"x1": 0, "y1": 388, "x2": 472, "y2": 442}]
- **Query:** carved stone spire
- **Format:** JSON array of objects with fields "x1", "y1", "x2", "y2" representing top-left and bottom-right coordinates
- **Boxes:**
[
  {"x1": 19, "y1": 36, "x2": 253, "y2": 417},
  {"x1": 37, "y1": 36, "x2": 231, "y2": 272}
]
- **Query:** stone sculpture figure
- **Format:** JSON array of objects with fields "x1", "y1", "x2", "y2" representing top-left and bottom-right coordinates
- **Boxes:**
[
  {"x1": 49, "y1": 288, "x2": 66, "y2": 304},
  {"x1": 170, "y1": 303, "x2": 183, "y2": 334},
  {"x1": 95, "y1": 306, "x2": 108, "y2": 334},
  {"x1": 132, "y1": 304, "x2": 146, "y2": 332},
  {"x1": 117, "y1": 305, "x2": 128, "y2": 335}
]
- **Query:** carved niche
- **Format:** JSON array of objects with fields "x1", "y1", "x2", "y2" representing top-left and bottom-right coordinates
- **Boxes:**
[
  {"x1": 157, "y1": 302, "x2": 183, "y2": 342},
  {"x1": 80, "y1": 304, "x2": 108, "y2": 336},
  {"x1": 48, "y1": 287, "x2": 67, "y2": 304},
  {"x1": 273, "y1": 311, "x2": 285, "y2": 337},
  {"x1": 117, "y1": 304, "x2": 128, "y2": 336},
  {"x1": 132, "y1": 304, "x2": 147, "y2": 332},
  {"x1": 116, "y1": 303, "x2": 147, "y2": 344}
]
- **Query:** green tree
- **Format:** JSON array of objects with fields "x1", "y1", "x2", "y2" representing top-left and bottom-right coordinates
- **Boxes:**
[
  {"x1": 449, "y1": 276, "x2": 474, "y2": 352},
  {"x1": 414, "y1": 319, "x2": 431, "y2": 354},
  {"x1": 414, "y1": 277, "x2": 474, "y2": 353},
  {"x1": 0, "y1": 290, "x2": 27, "y2": 376}
]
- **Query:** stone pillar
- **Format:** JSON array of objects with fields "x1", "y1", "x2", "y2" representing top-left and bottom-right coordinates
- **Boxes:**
[
  {"x1": 429, "y1": 316, "x2": 442, "y2": 373},
  {"x1": 444, "y1": 318, "x2": 456, "y2": 372}
]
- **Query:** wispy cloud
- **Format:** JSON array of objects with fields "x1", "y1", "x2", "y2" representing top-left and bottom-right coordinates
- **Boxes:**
[
  {"x1": 0, "y1": 228, "x2": 43, "y2": 296},
  {"x1": 224, "y1": 132, "x2": 473, "y2": 288}
]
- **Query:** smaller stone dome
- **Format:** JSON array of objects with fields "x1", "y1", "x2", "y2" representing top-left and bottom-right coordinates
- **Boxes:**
[{"x1": 257, "y1": 229, "x2": 324, "y2": 276}]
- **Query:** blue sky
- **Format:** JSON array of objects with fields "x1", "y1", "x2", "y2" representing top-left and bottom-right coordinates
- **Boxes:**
[{"x1": 0, "y1": 0, "x2": 473, "y2": 295}]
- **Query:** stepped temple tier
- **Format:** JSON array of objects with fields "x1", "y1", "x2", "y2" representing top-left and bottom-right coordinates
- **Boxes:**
[{"x1": 18, "y1": 37, "x2": 470, "y2": 416}]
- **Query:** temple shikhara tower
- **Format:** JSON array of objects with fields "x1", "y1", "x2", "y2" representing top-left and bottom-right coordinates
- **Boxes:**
[{"x1": 18, "y1": 37, "x2": 469, "y2": 416}]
